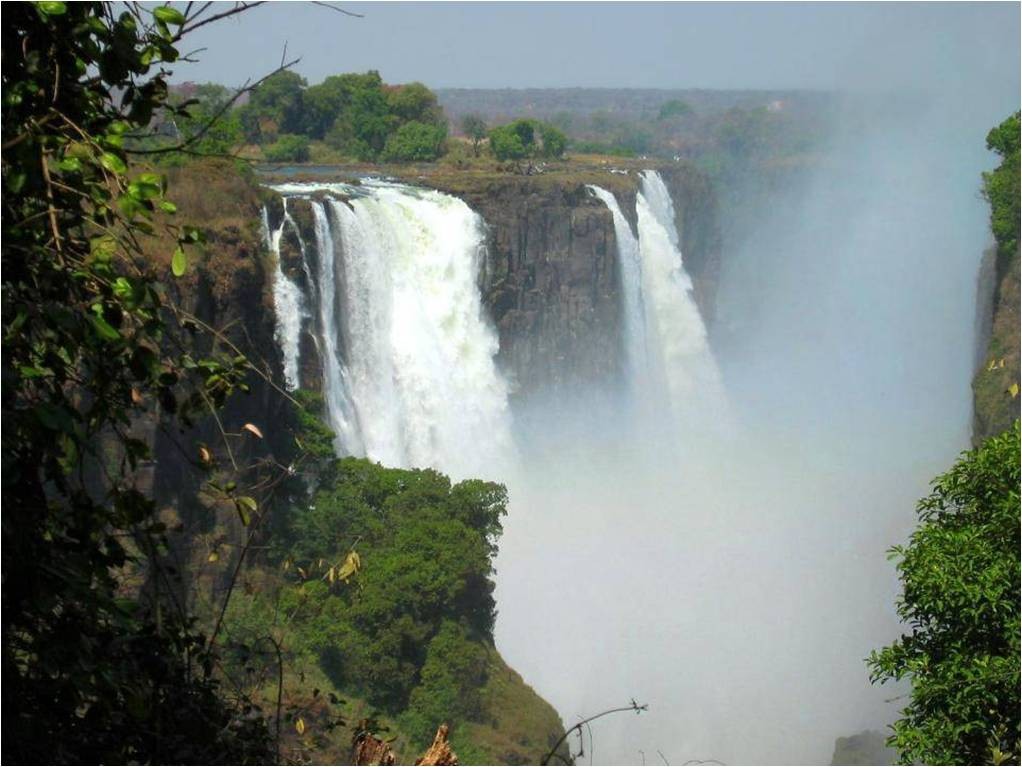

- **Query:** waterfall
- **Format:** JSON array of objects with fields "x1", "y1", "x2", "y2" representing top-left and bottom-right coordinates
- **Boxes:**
[
  {"x1": 268, "y1": 181, "x2": 513, "y2": 481},
  {"x1": 589, "y1": 171, "x2": 726, "y2": 432},
  {"x1": 585, "y1": 185, "x2": 650, "y2": 390},
  {"x1": 308, "y1": 201, "x2": 363, "y2": 456},
  {"x1": 263, "y1": 202, "x2": 309, "y2": 392},
  {"x1": 635, "y1": 170, "x2": 726, "y2": 426}
]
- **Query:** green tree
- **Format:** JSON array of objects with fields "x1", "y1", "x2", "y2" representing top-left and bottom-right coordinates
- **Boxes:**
[
  {"x1": 460, "y1": 114, "x2": 488, "y2": 156},
  {"x1": 982, "y1": 111, "x2": 1020, "y2": 265},
  {"x1": 381, "y1": 121, "x2": 447, "y2": 162},
  {"x1": 320, "y1": 71, "x2": 397, "y2": 160},
  {"x1": 242, "y1": 69, "x2": 307, "y2": 141},
  {"x1": 2, "y1": 2, "x2": 271, "y2": 763},
  {"x1": 868, "y1": 422, "x2": 1021, "y2": 765},
  {"x1": 402, "y1": 621, "x2": 489, "y2": 745},
  {"x1": 304, "y1": 71, "x2": 385, "y2": 141},
  {"x1": 264, "y1": 133, "x2": 312, "y2": 162},
  {"x1": 488, "y1": 124, "x2": 528, "y2": 160},
  {"x1": 538, "y1": 122, "x2": 567, "y2": 158},
  {"x1": 386, "y1": 81, "x2": 443, "y2": 126},
  {"x1": 275, "y1": 457, "x2": 507, "y2": 712},
  {"x1": 170, "y1": 84, "x2": 243, "y2": 157}
]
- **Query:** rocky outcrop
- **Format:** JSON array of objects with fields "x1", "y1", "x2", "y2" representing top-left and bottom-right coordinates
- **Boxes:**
[
  {"x1": 973, "y1": 244, "x2": 1021, "y2": 444},
  {"x1": 425, "y1": 163, "x2": 721, "y2": 399},
  {"x1": 257, "y1": 162, "x2": 721, "y2": 403}
]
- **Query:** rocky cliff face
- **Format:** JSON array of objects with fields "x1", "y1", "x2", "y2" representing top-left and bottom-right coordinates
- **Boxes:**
[
  {"x1": 425, "y1": 163, "x2": 721, "y2": 400},
  {"x1": 258, "y1": 161, "x2": 721, "y2": 404},
  {"x1": 150, "y1": 161, "x2": 678, "y2": 763},
  {"x1": 973, "y1": 244, "x2": 1021, "y2": 444}
]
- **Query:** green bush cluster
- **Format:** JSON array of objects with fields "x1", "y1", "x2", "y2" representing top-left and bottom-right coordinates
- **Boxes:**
[
  {"x1": 228, "y1": 447, "x2": 508, "y2": 748},
  {"x1": 488, "y1": 118, "x2": 567, "y2": 161},
  {"x1": 982, "y1": 111, "x2": 1020, "y2": 267},
  {"x1": 569, "y1": 139, "x2": 637, "y2": 157},
  {"x1": 382, "y1": 121, "x2": 449, "y2": 162},
  {"x1": 264, "y1": 133, "x2": 311, "y2": 163},
  {"x1": 237, "y1": 70, "x2": 448, "y2": 162}
]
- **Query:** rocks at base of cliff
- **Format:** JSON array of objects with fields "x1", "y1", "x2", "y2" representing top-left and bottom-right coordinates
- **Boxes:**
[{"x1": 830, "y1": 730, "x2": 895, "y2": 765}]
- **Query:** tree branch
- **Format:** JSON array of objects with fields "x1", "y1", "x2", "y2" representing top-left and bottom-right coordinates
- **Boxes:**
[{"x1": 541, "y1": 700, "x2": 649, "y2": 765}]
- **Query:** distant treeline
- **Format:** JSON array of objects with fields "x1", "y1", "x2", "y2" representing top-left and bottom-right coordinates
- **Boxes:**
[
  {"x1": 163, "y1": 71, "x2": 573, "y2": 164},
  {"x1": 158, "y1": 73, "x2": 831, "y2": 171}
]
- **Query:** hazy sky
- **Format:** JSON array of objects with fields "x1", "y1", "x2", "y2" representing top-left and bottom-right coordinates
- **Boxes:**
[{"x1": 174, "y1": 2, "x2": 1020, "y2": 93}]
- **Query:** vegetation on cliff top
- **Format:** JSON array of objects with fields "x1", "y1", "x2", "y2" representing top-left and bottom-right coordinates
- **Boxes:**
[
  {"x1": 982, "y1": 112, "x2": 1020, "y2": 269},
  {"x1": 215, "y1": 391, "x2": 566, "y2": 764}
]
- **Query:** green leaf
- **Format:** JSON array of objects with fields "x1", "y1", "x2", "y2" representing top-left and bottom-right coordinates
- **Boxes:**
[
  {"x1": 181, "y1": 225, "x2": 204, "y2": 243},
  {"x1": 153, "y1": 5, "x2": 186, "y2": 25},
  {"x1": 100, "y1": 152, "x2": 127, "y2": 175},
  {"x1": 36, "y1": 1, "x2": 67, "y2": 17},
  {"x1": 159, "y1": 200, "x2": 177, "y2": 214},
  {"x1": 171, "y1": 246, "x2": 187, "y2": 277},
  {"x1": 236, "y1": 496, "x2": 257, "y2": 526},
  {"x1": 58, "y1": 156, "x2": 82, "y2": 173},
  {"x1": 112, "y1": 277, "x2": 137, "y2": 304},
  {"x1": 91, "y1": 314, "x2": 121, "y2": 341}
]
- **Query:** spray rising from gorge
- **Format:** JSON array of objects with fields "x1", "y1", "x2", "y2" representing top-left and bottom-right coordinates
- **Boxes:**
[{"x1": 265, "y1": 131, "x2": 991, "y2": 762}]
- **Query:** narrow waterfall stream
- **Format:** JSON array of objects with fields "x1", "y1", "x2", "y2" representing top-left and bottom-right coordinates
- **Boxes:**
[
  {"x1": 589, "y1": 171, "x2": 727, "y2": 435},
  {"x1": 264, "y1": 201, "x2": 310, "y2": 393}
]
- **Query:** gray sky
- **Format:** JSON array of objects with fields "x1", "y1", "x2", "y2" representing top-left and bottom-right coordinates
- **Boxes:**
[{"x1": 174, "y1": 2, "x2": 1019, "y2": 94}]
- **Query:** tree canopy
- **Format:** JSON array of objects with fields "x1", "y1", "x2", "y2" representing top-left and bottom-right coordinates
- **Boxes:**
[
  {"x1": 460, "y1": 113, "x2": 488, "y2": 155},
  {"x1": 2, "y1": 2, "x2": 271, "y2": 762},
  {"x1": 982, "y1": 111, "x2": 1020, "y2": 266},
  {"x1": 237, "y1": 70, "x2": 449, "y2": 162},
  {"x1": 488, "y1": 118, "x2": 567, "y2": 161},
  {"x1": 869, "y1": 422, "x2": 1021, "y2": 765}
]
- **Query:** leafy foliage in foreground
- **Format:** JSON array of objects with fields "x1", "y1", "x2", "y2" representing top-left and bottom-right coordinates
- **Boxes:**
[
  {"x1": 2, "y1": 3, "x2": 270, "y2": 762},
  {"x1": 869, "y1": 422, "x2": 1021, "y2": 765}
]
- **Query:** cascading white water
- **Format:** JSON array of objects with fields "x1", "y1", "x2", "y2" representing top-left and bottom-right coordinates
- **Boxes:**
[
  {"x1": 589, "y1": 172, "x2": 727, "y2": 433},
  {"x1": 263, "y1": 201, "x2": 309, "y2": 392},
  {"x1": 585, "y1": 185, "x2": 650, "y2": 392},
  {"x1": 270, "y1": 180, "x2": 514, "y2": 482},
  {"x1": 309, "y1": 201, "x2": 364, "y2": 455},
  {"x1": 635, "y1": 170, "x2": 727, "y2": 429}
]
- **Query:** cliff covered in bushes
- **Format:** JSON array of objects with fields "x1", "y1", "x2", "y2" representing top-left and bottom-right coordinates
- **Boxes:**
[{"x1": 973, "y1": 112, "x2": 1020, "y2": 444}]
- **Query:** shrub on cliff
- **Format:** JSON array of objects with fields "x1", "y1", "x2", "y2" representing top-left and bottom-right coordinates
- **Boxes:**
[
  {"x1": 489, "y1": 118, "x2": 567, "y2": 161},
  {"x1": 489, "y1": 123, "x2": 530, "y2": 160},
  {"x1": 538, "y1": 122, "x2": 568, "y2": 158},
  {"x1": 382, "y1": 120, "x2": 448, "y2": 162},
  {"x1": 267, "y1": 458, "x2": 507, "y2": 711},
  {"x1": 461, "y1": 114, "x2": 488, "y2": 155},
  {"x1": 869, "y1": 421, "x2": 1021, "y2": 765},
  {"x1": 982, "y1": 111, "x2": 1020, "y2": 266}
]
